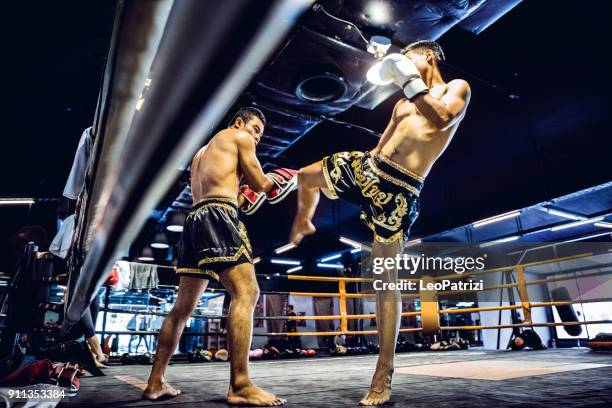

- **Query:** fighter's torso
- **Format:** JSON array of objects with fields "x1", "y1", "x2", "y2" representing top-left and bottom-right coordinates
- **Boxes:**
[
  {"x1": 190, "y1": 129, "x2": 241, "y2": 204},
  {"x1": 380, "y1": 81, "x2": 464, "y2": 178}
]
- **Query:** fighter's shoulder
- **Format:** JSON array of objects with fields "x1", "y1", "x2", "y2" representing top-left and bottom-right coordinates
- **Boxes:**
[
  {"x1": 446, "y1": 79, "x2": 471, "y2": 95},
  {"x1": 215, "y1": 128, "x2": 253, "y2": 147}
]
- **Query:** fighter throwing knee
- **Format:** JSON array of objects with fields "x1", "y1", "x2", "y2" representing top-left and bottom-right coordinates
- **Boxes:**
[
  {"x1": 145, "y1": 107, "x2": 291, "y2": 406},
  {"x1": 289, "y1": 40, "x2": 470, "y2": 405}
]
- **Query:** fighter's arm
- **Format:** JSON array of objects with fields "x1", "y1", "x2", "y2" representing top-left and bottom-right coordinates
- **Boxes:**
[
  {"x1": 235, "y1": 131, "x2": 274, "y2": 192},
  {"x1": 412, "y1": 79, "x2": 471, "y2": 130},
  {"x1": 371, "y1": 100, "x2": 401, "y2": 155}
]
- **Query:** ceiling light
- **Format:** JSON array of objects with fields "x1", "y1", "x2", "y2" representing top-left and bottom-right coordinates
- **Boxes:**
[
  {"x1": 406, "y1": 238, "x2": 421, "y2": 246},
  {"x1": 317, "y1": 262, "x2": 344, "y2": 269},
  {"x1": 366, "y1": 1, "x2": 390, "y2": 24},
  {"x1": 270, "y1": 259, "x2": 301, "y2": 266},
  {"x1": 339, "y1": 236, "x2": 361, "y2": 248},
  {"x1": 150, "y1": 232, "x2": 170, "y2": 249},
  {"x1": 479, "y1": 235, "x2": 520, "y2": 248},
  {"x1": 544, "y1": 207, "x2": 586, "y2": 221},
  {"x1": 472, "y1": 210, "x2": 520, "y2": 228},
  {"x1": 253, "y1": 257, "x2": 262, "y2": 264},
  {"x1": 561, "y1": 231, "x2": 612, "y2": 243},
  {"x1": 138, "y1": 247, "x2": 155, "y2": 262},
  {"x1": 594, "y1": 221, "x2": 612, "y2": 229},
  {"x1": 166, "y1": 212, "x2": 186, "y2": 232},
  {"x1": 0, "y1": 198, "x2": 35, "y2": 205},
  {"x1": 275, "y1": 243, "x2": 296, "y2": 254},
  {"x1": 350, "y1": 248, "x2": 362, "y2": 254},
  {"x1": 287, "y1": 266, "x2": 302, "y2": 273},
  {"x1": 321, "y1": 253, "x2": 342, "y2": 262},
  {"x1": 550, "y1": 217, "x2": 603, "y2": 231}
]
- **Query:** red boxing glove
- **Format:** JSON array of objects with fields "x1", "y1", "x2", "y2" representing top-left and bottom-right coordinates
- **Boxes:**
[
  {"x1": 266, "y1": 168, "x2": 298, "y2": 204},
  {"x1": 240, "y1": 185, "x2": 266, "y2": 215},
  {"x1": 106, "y1": 267, "x2": 119, "y2": 287}
]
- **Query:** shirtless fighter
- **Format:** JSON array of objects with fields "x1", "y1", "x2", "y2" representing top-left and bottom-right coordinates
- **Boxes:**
[
  {"x1": 289, "y1": 40, "x2": 470, "y2": 405},
  {"x1": 145, "y1": 107, "x2": 295, "y2": 406}
]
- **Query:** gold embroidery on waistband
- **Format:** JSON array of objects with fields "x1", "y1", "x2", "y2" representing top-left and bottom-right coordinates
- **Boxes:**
[
  {"x1": 377, "y1": 154, "x2": 425, "y2": 182},
  {"x1": 369, "y1": 159, "x2": 421, "y2": 197},
  {"x1": 190, "y1": 202, "x2": 238, "y2": 217},
  {"x1": 195, "y1": 197, "x2": 239, "y2": 205}
]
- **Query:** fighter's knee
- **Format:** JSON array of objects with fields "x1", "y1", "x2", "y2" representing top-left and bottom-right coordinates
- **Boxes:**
[
  {"x1": 297, "y1": 167, "x2": 307, "y2": 184},
  {"x1": 246, "y1": 286, "x2": 261, "y2": 304},
  {"x1": 171, "y1": 302, "x2": 195, "y2": 320}
]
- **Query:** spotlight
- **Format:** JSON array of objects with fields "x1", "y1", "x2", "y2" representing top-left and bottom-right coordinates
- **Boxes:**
[
  {"x1": 366, "y1": 2, "x2": 391, "y2": 25},
  {"x1": 367, "y1": 35, "x2": 391, "y2": 59}
]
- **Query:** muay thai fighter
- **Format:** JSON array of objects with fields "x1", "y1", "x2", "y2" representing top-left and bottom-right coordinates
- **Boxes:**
[
  {"x1": 289, "y1": 40, "x2": 471, "y2": 406},
  {"x1": 144, "y1": 107, "x2": 296, "y2": 406}
]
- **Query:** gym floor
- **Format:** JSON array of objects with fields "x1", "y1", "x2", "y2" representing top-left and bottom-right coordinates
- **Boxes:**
[{"x1": 63, "y1": 349, "x2": 612, "y2": 407}]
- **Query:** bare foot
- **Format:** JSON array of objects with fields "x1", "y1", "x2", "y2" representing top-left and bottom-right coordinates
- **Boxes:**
[
  {"x1": 143, "y1": 380, "x2": 181, "y2": 400},
  {"x1": 359, "y1": 369, "x2": 393, "y2": 406},
  {"x1": 228, "y1": 383, "x2": 286, "y2": 406},
  {"x1": 289, "y1": 218, "x2": 316, "y2": 245}
]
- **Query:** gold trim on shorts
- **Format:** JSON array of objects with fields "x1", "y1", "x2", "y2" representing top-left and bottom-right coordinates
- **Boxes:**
[
  {"x1": 194, "y1": 197, "x2": 239, "y2": 206},
  {"x1": 176, "y1": 267, "x2": 220, "y2": 281},
  {"x1": 364, "y1": 220, "x2": 404, "y2": 244},
  {"x1": 377, "y1": 154, "x2": 425, "y2": 182},
  {"x1": 321, "y1": 157, "x2": 338, "y2": 198},
  {"x1": 197, "y1": 245, "x2": 253, "y2": 265},
  {"x1": 369, "y1": 158, "x2": 421, "y2": 197}
]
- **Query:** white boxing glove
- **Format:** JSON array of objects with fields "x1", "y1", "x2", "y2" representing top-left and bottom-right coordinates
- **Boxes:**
[{"x1": 367, "y1": 53, "x2": 429, "y2": 100}]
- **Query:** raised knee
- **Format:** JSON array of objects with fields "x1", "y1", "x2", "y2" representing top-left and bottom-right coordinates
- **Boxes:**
[{"x1": 297, "y1": 167, "x2": 307, "y2": 184}]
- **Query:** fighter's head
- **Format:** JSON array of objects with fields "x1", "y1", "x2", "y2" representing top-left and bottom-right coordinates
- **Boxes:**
[
  {"x1": 401, "y1": 40, "x2": 445, "y2": 76},
  {"x1": 229, "y1": 107, "x2": 266, "y2": 145}
]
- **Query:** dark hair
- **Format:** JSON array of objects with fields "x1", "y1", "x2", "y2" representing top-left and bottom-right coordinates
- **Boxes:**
[
  {"x1": 287, "y1": 304, "x2": 294, "y2": 310},
  {"x1": 229, "y1": 107, "x2": 266, "y2": 127},
  {"x1": 401, "y1": 40, "x2": 445, "y2": 62}
]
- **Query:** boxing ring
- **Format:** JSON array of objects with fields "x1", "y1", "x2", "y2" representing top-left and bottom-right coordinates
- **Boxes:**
[{"x1": 96, "y1": 251, "x2": 612, "y2": 342}]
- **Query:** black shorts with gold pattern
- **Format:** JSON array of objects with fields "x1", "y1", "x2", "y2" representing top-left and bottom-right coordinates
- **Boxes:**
[
  {"x1": 321, "y1": 151, "x2": 422, "y2": 243},
  {"x1": 176, "y1": 197, "x2": 253, "y2": 281}
]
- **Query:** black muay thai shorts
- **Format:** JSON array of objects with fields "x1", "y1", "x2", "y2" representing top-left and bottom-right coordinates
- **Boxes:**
[
  {"x1": 176, "y1": 197, "x2": 253, "y2": 281},
  {"x1": 321, "y1": 151, "x2": 422, "y2": 243}
]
